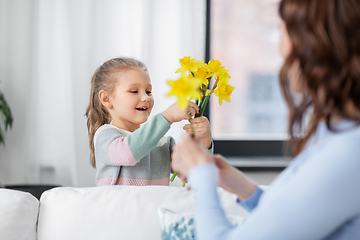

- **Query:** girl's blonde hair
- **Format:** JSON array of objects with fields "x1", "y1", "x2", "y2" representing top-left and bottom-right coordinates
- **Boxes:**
[{"x1": 85, "y1": 57, "x2": 148, "y2": 168}]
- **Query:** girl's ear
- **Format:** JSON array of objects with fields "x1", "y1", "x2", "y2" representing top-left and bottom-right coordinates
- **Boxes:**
[{"x1": 99, "y1": 90, "x2": 113, "y2": 109}]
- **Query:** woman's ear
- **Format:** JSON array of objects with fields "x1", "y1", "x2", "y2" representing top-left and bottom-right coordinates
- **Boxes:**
[{"x1": 99, "y1": 90, "x2": 113, "y2": 109}]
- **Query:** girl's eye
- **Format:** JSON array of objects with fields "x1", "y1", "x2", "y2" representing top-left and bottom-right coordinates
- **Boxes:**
[
  {"x1": 130, "y1": 91, "x2": 138, "y2": 93},
  {"x1": 147, "y1": 91, "x2": 152, "y2": 94}
]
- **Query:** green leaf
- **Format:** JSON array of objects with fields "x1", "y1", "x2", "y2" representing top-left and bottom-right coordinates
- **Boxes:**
[
  {"x1": 0, "y1": 90, "x2": 13, "y2": 145},
  {"x1": 0, "y1": 125, "x2": 4, "y2": 145}
]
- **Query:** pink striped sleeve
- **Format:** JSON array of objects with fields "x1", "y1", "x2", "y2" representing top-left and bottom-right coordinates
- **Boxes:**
[
  {"x1": 107, "y1": 137, "x2": 138, "y2": 166},
  {"x1": 96, "y1": 177, "x2": 170, "y2": 186}
]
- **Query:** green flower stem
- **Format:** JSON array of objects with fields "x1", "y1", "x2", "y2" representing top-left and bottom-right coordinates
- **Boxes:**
[
  {"x1": 195, "y1": 94, "x2": 211, "y2": 118},
  {"x1": 188, "y1": 110, "x2": 195, "y2": 137},
  {"x1": 170, "y1": 171, "x2": 178, "y2": 182},
  {"x1": 200, "y1": 95, "x2": 210, "y2": 116},
  {"x1": 182, "y1": 180, "x2": 187, "y2": 187},
  {"x1": 170, "y1": 172, "x2": 187, "y2": 188},
  {"x1": 170, "y1": 109, "x2": 194, "y2": 186},
  {"x1": 211, "y1": 77, "x2": 220, "y2": 91}
]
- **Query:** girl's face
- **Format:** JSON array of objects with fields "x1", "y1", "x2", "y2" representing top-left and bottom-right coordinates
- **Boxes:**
[{"x1": 107, "y1": 68, "x2": 154, "y2": 132}]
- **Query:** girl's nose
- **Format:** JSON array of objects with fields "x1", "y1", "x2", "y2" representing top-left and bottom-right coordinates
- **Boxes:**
[{"x1": 141, "y1": 93, "x2": 150, "y2": 102}]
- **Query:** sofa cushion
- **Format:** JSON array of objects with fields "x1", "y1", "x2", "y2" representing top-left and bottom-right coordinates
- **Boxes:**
[
  {"x1": 37, "y1": 186, "x2": 249, "y2": 240},
  {"x1": 0, "y1": 189, "x2": 39, "y2": 240},
  {"x1": 157, "y1": 207, "x2": 244, "y2": 240}
]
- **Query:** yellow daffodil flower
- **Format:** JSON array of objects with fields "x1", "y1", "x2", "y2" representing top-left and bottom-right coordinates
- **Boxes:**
[
  {"x1": 217, "y1": 72, "x2": 231, "y2": 84},
  {"x1": 210, "y1": 72, "x2": 231, "y2": 91},
  {"x1": 167, "y1": 73, "x2": 203, "y2": 109},
  {"x1": 175, "y1": 56, "x2": 205, "y2": 74},
  {"x1": 168, "y1": 56, "x2": 234, "y2": 187},
  {"x1": 194, "y1": 67, "x2": 210, "y2": 84},
  {"x1": 208, "y1": 59, "x2": 228, "y2": 78},
  {"x1": 214, "y1": 79, "x2": 235, "y2": 105},
  {"x1": 195, "y1": 65, "x2": 213, "y2": 78}
]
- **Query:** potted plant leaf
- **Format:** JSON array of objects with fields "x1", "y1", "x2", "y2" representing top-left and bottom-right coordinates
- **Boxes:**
[
  {"x1": 0, "y1": 90, "x2": 13, "y2": 188},
  {"x1": 0, "y1": 90, "x2": 13, "y2": 145}
]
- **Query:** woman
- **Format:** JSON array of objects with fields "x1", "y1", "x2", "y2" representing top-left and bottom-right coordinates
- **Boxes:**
[{"x1": 171, "y1": 0, "x2": 360, "y2": 239}]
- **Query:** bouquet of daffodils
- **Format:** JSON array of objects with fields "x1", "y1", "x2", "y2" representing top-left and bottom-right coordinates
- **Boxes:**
[{"x1": 167, "y1": 56, "x2": 235, "y2": 186}]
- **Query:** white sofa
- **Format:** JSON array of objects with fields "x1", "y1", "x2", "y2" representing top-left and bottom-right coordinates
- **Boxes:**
[{"x1": 0, "y1": 183, "x2": 250, "y2": 240}]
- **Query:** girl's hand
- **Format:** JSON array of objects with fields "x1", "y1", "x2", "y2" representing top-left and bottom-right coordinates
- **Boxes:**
[
  {"x1": 183, "y1": 116, "x2": 212, "y2": 149},
  {"x1": 162, "y1": 102, "x2": 199, "y2": 125},
  {"x1": 213, "y1": 155, "x2": 257, "y2": 201},
  {"x1": 171, "y1": 134, "x2": 214, "y2": 177}
]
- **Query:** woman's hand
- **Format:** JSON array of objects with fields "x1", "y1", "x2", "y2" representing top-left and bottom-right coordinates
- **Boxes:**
[
  {"x1": 213, "y1": 155, "x2": 257, "y2": 201},
  {"x1": 172, "y1": 134, "x2": 256, "y2": 200},
  {"x1": 183, "y1": 116, "x2": 212, "y2": 149},
  {"x1": 171, "y1": 134, "x2": 213, "y2": 178}
]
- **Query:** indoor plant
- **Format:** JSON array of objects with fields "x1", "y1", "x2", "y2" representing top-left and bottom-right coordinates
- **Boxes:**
[
  {"x1": 0, "y1": 90, "x2": 13, "y2": 188},
  {"x1": 0, "y1": 90, "x2": 13, "y2": 145}
]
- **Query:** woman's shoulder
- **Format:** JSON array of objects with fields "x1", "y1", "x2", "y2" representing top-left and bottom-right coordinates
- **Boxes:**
[
  {"x1": 330, "y1": 123, "x2": 360, "y2": 144},
  {"x1": 320, "y1": 124, "x2": 360, "y2": 160}
]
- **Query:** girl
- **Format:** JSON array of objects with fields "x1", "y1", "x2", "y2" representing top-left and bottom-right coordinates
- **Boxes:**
[
  {"x1": 171, "y1": 0, "x2": 360, "y2": 239},
  {"x1": 85, "y1": 57, "x2": 213, "y2": 186}
]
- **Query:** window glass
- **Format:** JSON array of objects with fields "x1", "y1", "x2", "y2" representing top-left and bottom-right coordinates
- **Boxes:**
[{"x1": 210, "y1": 0, "x2": 288, "y2": 140}]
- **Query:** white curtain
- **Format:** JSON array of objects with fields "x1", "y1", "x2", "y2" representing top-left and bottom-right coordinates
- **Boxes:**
[{"x1": 0, "y1": 0, "x2": 206, "y2": 187}]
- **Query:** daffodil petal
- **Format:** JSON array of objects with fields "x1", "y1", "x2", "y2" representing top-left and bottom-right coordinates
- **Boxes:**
[
  {"x1": 218, "y1": 96, "x2": 224, "y2": 105},
  {"x1": 177, "y1": 97, "x2": 189, "y2": 109},
  {"x1": 175, "y1": 67, "x2": 187, "y2": 73},
  {"x1": 223, "y1": 95, "x2": 231, "y2": 102}
]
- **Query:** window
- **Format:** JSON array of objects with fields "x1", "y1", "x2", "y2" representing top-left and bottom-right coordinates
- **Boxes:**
[{"x1": 206, "y1": 0, "x2": 291, "y2": 169}]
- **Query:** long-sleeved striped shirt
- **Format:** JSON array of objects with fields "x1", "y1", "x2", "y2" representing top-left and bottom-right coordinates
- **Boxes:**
[{"x1": 94, "y1": 114, "x2": 174, "y2": 186}]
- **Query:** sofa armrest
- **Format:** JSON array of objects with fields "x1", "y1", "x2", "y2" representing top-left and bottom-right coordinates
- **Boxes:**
[{"x1": 0, "y1": 189, "x2": 39, "y2": 240}]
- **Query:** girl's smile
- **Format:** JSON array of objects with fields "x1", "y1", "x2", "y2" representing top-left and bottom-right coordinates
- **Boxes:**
[{"x1": 136, "y1": 106, "x2": 149, "y2": 113}]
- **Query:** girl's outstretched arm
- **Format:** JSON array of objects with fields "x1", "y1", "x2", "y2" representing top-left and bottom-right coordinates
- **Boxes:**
[{"x1": 95, "y1": 113, "x2": 171, "y2": 166}]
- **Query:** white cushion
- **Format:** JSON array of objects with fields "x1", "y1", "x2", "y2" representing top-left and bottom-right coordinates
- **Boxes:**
[
  {"x1": 0, "y1": 189, "x2": 39, "y2": 240},
  {"x1": 37, "y1": 186, "x2": 248, "y2": 240}
]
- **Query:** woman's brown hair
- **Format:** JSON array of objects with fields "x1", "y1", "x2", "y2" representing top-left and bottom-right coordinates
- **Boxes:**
[
  {"x1": 278, "y1": 0, "x2": 360, "y2": 155},
  {"x1": 85, "y1": 57, "x2": 147, "y2": 168}
]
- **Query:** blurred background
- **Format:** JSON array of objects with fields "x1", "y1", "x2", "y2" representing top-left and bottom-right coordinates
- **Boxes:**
[{"x1": 0, "y1": 0, "x2": 287, "y2": 188}]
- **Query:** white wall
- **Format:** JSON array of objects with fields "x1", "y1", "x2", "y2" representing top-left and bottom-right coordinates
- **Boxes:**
[{"x1": 0, "y1": 0, "x2": 206, "y2": 187}]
